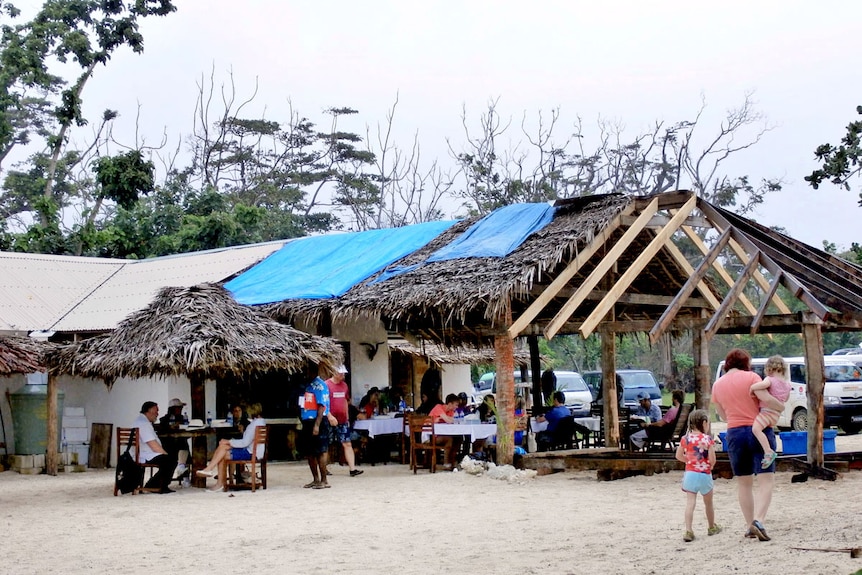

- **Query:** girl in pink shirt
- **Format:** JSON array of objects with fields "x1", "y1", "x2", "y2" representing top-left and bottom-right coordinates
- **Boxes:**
[{"x1": 750, "y1": 355, "x2": 791, "y2": 469}]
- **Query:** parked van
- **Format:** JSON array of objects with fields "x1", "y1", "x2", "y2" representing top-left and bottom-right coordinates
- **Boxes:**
[
  {"x1": 477, "y1": 370, "x2": 592, "y2": 415},
  {"x1": 716, "y1": 356, "x2": 862, "y2": 434}
]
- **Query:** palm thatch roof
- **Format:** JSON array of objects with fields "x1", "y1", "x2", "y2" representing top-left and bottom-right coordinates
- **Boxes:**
[
  {"x1": 45, "y1": 283, "x2": 343, "y2": 385},
  {"x1": 388, "y1": 339, "x2": 532, "y2": 367},
  {"x1": 0, "y1": 336, "x2": 46, "y2": 375}
]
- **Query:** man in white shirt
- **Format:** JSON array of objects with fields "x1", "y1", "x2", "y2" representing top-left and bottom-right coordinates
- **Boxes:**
[{"x1": 134, "y1": 401, "x2": 178, "y2": 493}]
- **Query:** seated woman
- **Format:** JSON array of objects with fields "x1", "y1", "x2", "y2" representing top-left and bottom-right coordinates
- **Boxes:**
[{"x1": 196, "y1": 403, "x2": 265, "y2": 491}]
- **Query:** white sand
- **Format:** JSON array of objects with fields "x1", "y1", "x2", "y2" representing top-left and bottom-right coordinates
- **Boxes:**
[{"x1": 2, "y1": 432, "x2": 861, "y2": 575}]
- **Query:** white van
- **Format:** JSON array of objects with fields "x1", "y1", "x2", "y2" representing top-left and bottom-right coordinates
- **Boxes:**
[{"x1": 716, "y1": 356, "x2": 862, "y2": 434}]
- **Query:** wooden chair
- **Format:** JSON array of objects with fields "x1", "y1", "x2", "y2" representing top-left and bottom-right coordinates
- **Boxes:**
[
  {"x1": 645, "y1": 403, "x2": 693, "y2": 452},
  {"x1": 114, "y1": 427, "x2": 159, "y2": 496},
  {"x1": 225, "y1": 425, "x2": 268, "y2": 492},
  {"x1": 408, "y1": 414, "x2": 446, "y2": 473},
  {"x1": 400, "y1": 414, "x2": 411, "y2": 465}
]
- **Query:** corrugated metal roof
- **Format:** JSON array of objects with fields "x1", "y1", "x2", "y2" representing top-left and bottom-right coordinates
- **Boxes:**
[{"x1": 0, "y1": 241, "x2": 287, "y2": 334}]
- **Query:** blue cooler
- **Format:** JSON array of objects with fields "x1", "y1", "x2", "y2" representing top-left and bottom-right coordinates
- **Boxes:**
[{"x1": 779, "y1": 430, "x2": 838, "y2": 454}]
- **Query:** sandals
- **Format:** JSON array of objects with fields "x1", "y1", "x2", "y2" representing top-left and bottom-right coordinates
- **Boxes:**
[
  {"x1": 312, "y1": 482, "x2": 331, "y2": 489},
  {"x1": 196, "y1": 469, "x2": 216, "y2": 477},
  {"x1": 761, "y1": 451, "x2": 777, "y2": 469},
  {"x1": 303, "y1": 481, "x2": 318, "y2": 489},
  {"x1": 707, "y1": 524, "x2": 723, "y2": 536},
  {"x1": 683, "y1": 531, "x2": 695, "y2": 542}
]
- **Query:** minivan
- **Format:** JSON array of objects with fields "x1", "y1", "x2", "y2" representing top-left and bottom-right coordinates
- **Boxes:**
[
  {"x1": 716, "y1": 356, "x2": 862, "y2": 434},
  {"x1": 477, "y1": 370, "x2": 593, "y2": 415},
  {"x1": 582, "y1": 369, "x2": 664, "y2": 409}
]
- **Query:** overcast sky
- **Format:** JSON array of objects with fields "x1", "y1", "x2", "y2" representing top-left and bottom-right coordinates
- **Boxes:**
[{"x1": 19, "y1": 0, "x2": 862, "y2": 249}]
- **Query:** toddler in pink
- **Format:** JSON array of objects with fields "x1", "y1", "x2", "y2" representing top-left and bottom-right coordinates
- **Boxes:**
[{"x1": 750, "y1": 355, "x2": 791, "y2": 468}]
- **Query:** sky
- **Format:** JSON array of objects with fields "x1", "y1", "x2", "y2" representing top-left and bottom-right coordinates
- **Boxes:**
[{"x1": 14, "y1": 0, "x2": 862, "y2": 249}]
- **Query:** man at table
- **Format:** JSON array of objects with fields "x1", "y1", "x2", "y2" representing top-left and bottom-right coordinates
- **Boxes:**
[
  {"x1": 326, "y1": 364, "x2": 363, "y2": 477},
  {"x1": 630, "y1": 390, "x2": 684, "y2": 449},
  {"x1": 301, "y1": 363, "x2": 332, "y2": 489},
  {"x1": 134, "y1": 401, "x2": 178, "y2": 493},
  {"x1": 535, "y1": 391, "x2": 570, "y2": 448},
  {"x1": 157, "y1": 397, "x2": 190, "y2": 480},
  {"x1": 428, "y1": 393, "x2": 459, "y2": 469}
]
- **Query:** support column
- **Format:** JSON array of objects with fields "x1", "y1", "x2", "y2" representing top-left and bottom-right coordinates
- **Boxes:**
[
  {"x1": 802, "y1": 321, "x2": 825, "y2": 466},
  {"x1": 46, "y1": 372, "x2": 58, "y2": 476},
  {"x1": 693, "y1": 327, "x2": 711, "y2": 409},
  {"x1": 494, "y1": 307, "x2": 516, "y2": 465},
  {"x1": 190, "y1": 375, "x2": 207, "y2": 487},
  {"x1": 528, "y1": 335, "x2": 542, "y2": 406},
  {"x1": 601, "y1": 331, "x2": 620, "y2": 447}
]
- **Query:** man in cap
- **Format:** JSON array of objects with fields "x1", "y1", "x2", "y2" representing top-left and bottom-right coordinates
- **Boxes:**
[
  {"x1": 135, "y1": 401, "x2": 178, "y2": 493},
  {"x1": 158, "y1": 398, "x2": 190, "y2": 479},
  {"x1": 326, "y1": 365, "x2": 363, "y2": 477},
  {"x1": 630, "y1": 389, "x2": 685, "y2": 449},
  {"x1": 629, "y1": 391, "x2": 663, "y2": 449}
]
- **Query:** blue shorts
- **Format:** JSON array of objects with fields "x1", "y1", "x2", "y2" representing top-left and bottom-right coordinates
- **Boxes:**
[
  {"x1": 330, "y1": 423, "x2": 351, "y2": 443},
  {"x1": 726, "y1": 425, "x2": 775, "y2": 476},
  {"x1": 230, "y1": 447, "x2": 251, "y2": 460},
  {"x1": 682, "y1": 471, "x2": 714, "y2": 495}
]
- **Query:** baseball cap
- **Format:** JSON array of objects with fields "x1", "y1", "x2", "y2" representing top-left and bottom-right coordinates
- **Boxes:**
[
  {"x1": 636, "y1": 391, "x2": 650, "y2": 401},
  {"x1": 168, "y1": 398, "x2": 186, "y2": 408},
  {"x1": 336, "y1": 365, "x2": 349, "y2": 374}
]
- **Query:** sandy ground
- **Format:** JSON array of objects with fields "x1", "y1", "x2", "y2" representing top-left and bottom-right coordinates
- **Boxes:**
[{"x1": 2, "y1": 433, "x2": 861, "y2": 575}]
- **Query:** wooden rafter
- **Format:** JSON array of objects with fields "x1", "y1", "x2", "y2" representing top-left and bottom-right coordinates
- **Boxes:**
[
  {"x1": 650, "y1": 226, "x2": 732, "y2": 344},
  {"x1": 661, "y1": 239, "x2": 721, "y2": 310},
  {"x1": 507, "y1": 202, "x2": 636, "y2": 338},
  {"x1": 698, "y1": 200, "x2": 832, "y2": 321},
  {"x1": 578, "y1": 194, "x2": 698, "y2": 338},
  {"x1": 727, "y1": 237, "x2": 792, "y2": 314},
  {"x1": 704, "y1": 250, "x2": 762, "y2": 340},
  {"x1": 751, "y1": 269, "x2": 783, "y2": 334},
  {"x1": 543, "y1": 198, "x2": 660, "y2": 340}
]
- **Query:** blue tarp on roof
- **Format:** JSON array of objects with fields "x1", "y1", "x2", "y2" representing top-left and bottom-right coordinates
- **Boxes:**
[
  {"x1": 225, "y1": 220, "x2": 458, "y2": 305},
  {"x1": 425, "y1": 203, "x2": 556, "y2": 262}
]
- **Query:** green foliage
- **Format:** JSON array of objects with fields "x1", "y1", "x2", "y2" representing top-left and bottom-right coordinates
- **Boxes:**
[
  {"x1": 93, "y1": 150, "x2": 154, "y2": 208},
  {"x1": 806, "y1": 105, "x2": 862, "y2": 204}
]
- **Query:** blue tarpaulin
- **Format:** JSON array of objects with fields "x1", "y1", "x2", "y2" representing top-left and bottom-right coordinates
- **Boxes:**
[
  {"x1": 225, "y1": 220, "x2": 458, "y2": 305},
  {"x1": 426, "y1": 203, "x2": 555, "y2": 262}
]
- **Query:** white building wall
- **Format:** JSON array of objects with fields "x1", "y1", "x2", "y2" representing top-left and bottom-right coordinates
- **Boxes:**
[
  {"x1": 439, "y1": 364, "x2": 473, "y2": 398},
  {"x1": 332, "y1": 318, "x2": 389, "y2": 403}
]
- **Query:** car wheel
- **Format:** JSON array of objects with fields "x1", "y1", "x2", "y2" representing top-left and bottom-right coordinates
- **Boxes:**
[
  {"x1": 840, "y1": 422, "x2": 862, "y2": 435},
  {"x1": 791, "y1": 409, "x2": 808, "y2": 432}
]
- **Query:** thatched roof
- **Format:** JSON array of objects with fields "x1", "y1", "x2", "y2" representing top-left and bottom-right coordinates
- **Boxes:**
[
  {"x1": 45, "y1": 283, "x2": 343, "y2": 385},
  {"x1": 0, "y1": 336, "x2": 46, "y2": 375},
  {"x1": 388, "y1": 339, "x2": 532, "y2": 367}
]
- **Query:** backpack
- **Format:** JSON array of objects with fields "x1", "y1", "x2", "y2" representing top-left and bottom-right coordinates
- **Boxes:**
[{"x1": 115, "y1": 431, "x2": 144, "y2": 494}]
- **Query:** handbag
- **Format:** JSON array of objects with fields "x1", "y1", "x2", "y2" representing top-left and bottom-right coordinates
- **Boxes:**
[{"x1": 116, "y1": 430, "x2": 144, "y2": 494}]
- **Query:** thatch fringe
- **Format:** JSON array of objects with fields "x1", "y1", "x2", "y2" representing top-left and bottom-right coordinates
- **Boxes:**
[{"x1": 0, "y1": 336, "x2": 47, "y2": 375}]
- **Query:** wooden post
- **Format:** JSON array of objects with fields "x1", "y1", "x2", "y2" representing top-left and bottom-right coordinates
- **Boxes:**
[
  {"x1": 601, "y1": 331, "x2": 620, "y2": 447},
  {"x1": 494, "y1": 307, "x2": 515, "y2": 465},
  {"x1": 693, "y1": 326, "x2": 711, "y2": 409},
  {"x1": 190, "y1": 375, "x2": 207, "y2": 487},
  {"x1": 46, "y1": 372, "x2": 58, "y2": 476},
  {"x1": 528, "y1": 335, "x2": 542, "y2": 406},
  {"x1": 801, "y1": 321, "x2": 825, "y2": 466}
]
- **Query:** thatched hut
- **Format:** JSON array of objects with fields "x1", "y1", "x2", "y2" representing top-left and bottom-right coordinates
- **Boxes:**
[{"x1": 43, "y1": 283, "x2": 343, "y2": 475}]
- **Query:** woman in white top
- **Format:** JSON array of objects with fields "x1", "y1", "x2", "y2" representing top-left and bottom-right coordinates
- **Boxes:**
[{"x1": 196, "y1": 403, "x2": 265, "y2": 491}]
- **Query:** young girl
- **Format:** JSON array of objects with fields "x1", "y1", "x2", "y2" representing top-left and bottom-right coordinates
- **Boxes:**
[
  {"x1": 675, "y1": 409, "x2": 721, "y2": 542},
  {"x1": 750, "y1": 355, "x2": 791, "y2": 469}
]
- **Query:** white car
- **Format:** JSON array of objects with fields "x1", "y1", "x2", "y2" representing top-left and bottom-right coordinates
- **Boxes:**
[{"x1": 473, "y1": 370, "x2": 592, "y2": 416}]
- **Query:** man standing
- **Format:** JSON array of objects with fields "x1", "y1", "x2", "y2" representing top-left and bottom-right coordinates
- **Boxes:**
[
  {"x1": 326, "y1": 365, "x2": 363, "y2": 477},
  {"x1": 134, "y1": 401, "x2": 178, "y2": 493},
  {"x1": 301, "y1": 363, "x2": 332, "y2": 489}
]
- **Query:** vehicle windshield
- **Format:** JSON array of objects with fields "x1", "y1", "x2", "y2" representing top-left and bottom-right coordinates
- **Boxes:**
[
  {"x1": 824, "y1": 364, "x2": 862, "y2": 382},
  {"x1": 558, "y1": 376, "x2": 589, "y2": 392},
  {"x1": 620, "y1": 372, "x2": 657, "y2": 388}
]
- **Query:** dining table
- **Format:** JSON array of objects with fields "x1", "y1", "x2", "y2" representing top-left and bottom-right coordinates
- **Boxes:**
[
  {"x1": 352, "y1": 415, "x2": 405, "y2": 438},
  {"x1": 157, "y1": 424, "x2": 229, "y2": 488}
]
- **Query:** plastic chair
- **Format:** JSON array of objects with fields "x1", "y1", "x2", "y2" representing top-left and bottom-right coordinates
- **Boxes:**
[{"x1": 225, "y1": 425, "x2": 268, "y2": 492}]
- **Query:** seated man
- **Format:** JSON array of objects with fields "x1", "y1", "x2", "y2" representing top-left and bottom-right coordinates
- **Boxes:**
[
  {"x1": 629, "y1": 391, "x2": 667, "y2": 449},
  {"x1": 536, "y1": 391, "x2": 571, "y2": 449},
  {"x1": 135, "y1": 401, "x2": 178, "y2": 493},
  {"x1": 157, "y1": 397, "x2": 190, "y2": 479},
  {"x1": 428, "y1": 393, "x2": 460, "y2": 469}
]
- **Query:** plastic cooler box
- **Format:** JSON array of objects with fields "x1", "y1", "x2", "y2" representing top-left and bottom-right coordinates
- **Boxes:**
[{"x1": 779, "y1": 430, "x2": 837, "y2": 454}]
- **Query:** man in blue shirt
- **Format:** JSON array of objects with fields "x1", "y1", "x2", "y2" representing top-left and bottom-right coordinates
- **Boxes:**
[
  {"x1": 536, "y1": 391, "x2": 571, "y2": 449},
  {"x1": 300, "y1": 363, "x2": 333, "y2": 489}
]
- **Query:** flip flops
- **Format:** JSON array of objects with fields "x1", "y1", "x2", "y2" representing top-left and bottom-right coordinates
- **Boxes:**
[
  {"x1": 303, "y1": 481, "x2": 318, "y2": 488},
  {"x1": 761, "y1": 452, "x2": 777, "y2": 469},
  {"x1": 312, "y1": 482, "x2": 331, "y2": 489}
]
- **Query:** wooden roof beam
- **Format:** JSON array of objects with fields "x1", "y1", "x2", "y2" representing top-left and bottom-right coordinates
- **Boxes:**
[
  {"x1": 674, "y1": 216, "x2": 758, "y2": 315},
  {"x1": 542, "y1": 198, "x2": 660, "y2": 340},
  {"x1": 650, "y1": 227, "x2": 732, "y2": 344},
  {"x1": 751, "y1": 269, "x2": 783, "y2": 335},
  {"x1": 727, "y1": 237, "x2": 792, "y2": 314},
  {"x1": 578, "y1": 194, "x2": 698, "y2": 339},
  {"x1": 704, "y1": 250, "x2": 762, "y2": 341},
  {"x1": 507, "y1": 202, "x2": 637, "y2": 338},
  {"x1": 698, "y1": 200, "x2": 832, "y2": 321},
  {"x1": 661, "y1": 239, "x2": 722, "y2": 310}
]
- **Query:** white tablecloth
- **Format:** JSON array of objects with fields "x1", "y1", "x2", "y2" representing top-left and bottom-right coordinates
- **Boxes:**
[
  {"x1": 531, "y1": 416, "x2": 600, "y2": 434},
  {"x1": 353, "y1": 417, "x2": 404, "y2": 438},
  {"x1": 433, "y1": 422, "x2": 498, "y2": 442}
]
